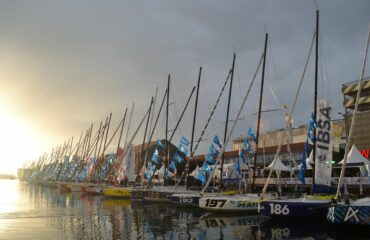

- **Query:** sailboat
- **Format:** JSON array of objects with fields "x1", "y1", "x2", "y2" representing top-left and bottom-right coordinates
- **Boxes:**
[
  {"x1": 198, "y1": 39, "x2": 271, "y2": 212},
  {"x1": 258, "y1": 10, "x2": 338, "y2": 219},
  {"x1": 168, "y1": 62, "x2": 235, "y2": 207},
  {"x1": 137, "y1": 76, "x2": 196, "y2": 202},
  {"x1": 327, "y1": 25, "x2": 370, "y2": 226},
  {"x1": 103, "y1": 101, "x2": 152, "y2": 198}
]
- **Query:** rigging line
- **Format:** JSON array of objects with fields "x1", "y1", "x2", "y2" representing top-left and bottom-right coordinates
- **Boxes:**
[
  {"x1": 320, "y1": 40, "x2": 333, "y2": 105},
  {"x1": 169, "y1": 81, "x2": 184, "y2": 138},
  {"x1": 202, "y1": 72, "x2": 217, "y2": 131},
  {"x1": 192, "y1": 70, "x2": 232, "y2": 156},
  {"x1": 237, "y1": 70, "x2": 243, "y2": 105},
  {"x1": 267, "y1": 36, "x2": 283, "y2": 105}
]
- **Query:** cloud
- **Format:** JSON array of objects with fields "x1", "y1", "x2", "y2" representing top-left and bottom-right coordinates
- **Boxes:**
[{"x1": 0, "y1": 0, "x2": 369, "y2": 162}]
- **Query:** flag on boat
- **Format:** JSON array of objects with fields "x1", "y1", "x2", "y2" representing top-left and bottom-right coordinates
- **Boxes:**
[
  {"x1": 180, "y1": 136, "x2": 190, "y2": 147},
  {"x1": 235, "y1": 159, "x2": 242, "y2": 177},
  {"x1": 213, "y1": 135, "x2": 223, "y2": 149},
  {"x1": 314, "y1": 99, "x2": 333, "y2": 186},
  {"x1": 151, "y1": 148, "x2": 159, "y2": 165},
  {"x1": 196, "y1": 172, "x2": 206, "y2": 185},
  {"x1": 172, "y1": 152, "x2": 184, "y2": 164},
  {"x1": 239, "y1": 148, "x2": 246, "y2": 165},
  {"x1": 308, "y1": 112, "x2": 317, "y2": 143},
  {"x1": 156, "y1": 139, "x2": 164, "y2": 149},
  {"x1": 177, "y1": 137, "x2": 190, "y2": 155},
  {"x1": 243, "y1": 138, "x2": 253, "y2": 154},
  {"x1": 169, "y1": 160, "x2": 177, "y2": 174},
  {"x1": 201, "y1": 162, "x2": 212, "y2": 174},
  {"x1": 248, "y1": 127, "x2": 257, "y2": 142},
  {"x1": 298, "y1": 143, "x2": 308, "y2": 184},
  {"x1": 205, "y1": 135, "x2": 223, "y2": 165}
]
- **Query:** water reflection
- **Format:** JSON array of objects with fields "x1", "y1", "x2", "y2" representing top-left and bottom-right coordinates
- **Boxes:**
[{"x1": 0, "y1": 180, "x2": 369, "y2": 240}]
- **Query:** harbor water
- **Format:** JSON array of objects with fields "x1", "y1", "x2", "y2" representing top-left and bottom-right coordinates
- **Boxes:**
[{"x1": 0, "y1": 180, "x2": 368, "y2": 240}]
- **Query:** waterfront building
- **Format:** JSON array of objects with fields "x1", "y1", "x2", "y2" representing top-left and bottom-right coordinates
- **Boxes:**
[{"x1": 342, "y1": 77, "x2": 370, "y2": 157}]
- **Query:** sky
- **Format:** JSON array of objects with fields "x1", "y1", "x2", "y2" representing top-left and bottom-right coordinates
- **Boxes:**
[{"x1": 0, "y1": 0, "x2": 369, "y2": 174}]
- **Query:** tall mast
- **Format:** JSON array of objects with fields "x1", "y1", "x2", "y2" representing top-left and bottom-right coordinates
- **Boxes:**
[
  {"x1": 187, "y1": 67, "x2": 202, "y2": 188},
  {"x1": 220, "y1": 53, "x2": 236, "y2": 187},
  {"x1": 312, "y1": 10, "x2": 319, "y2": 187},
  {"x1": 252, "y1": 33, "x2": 268, "y2": 190},
  {"x1": 140, "y1": 97, "x2": 154, "y2": 164},
  {"x1": 124, "y1": 103, "x2": 135, "y2": 147},
  {"x1": 165, "y1": 74, "x2": 170, "y2": 184},
  {"x1": 116, "y1": 108, "x2": 128, "y2": 153}
]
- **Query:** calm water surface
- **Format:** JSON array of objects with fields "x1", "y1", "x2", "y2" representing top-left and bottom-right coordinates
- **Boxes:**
[{"x1": 0, "y1": 180, "x2": 368, "y2": 240}]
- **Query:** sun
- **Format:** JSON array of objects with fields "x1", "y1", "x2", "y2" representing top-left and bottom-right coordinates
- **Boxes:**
[{"x1": 0, "y1": 105, "x2": 43, "y2": 175}]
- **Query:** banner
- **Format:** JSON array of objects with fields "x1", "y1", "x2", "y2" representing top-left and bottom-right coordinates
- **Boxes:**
[{"x1": 315, "y1": 99, "x2": 333, "y2": 186}]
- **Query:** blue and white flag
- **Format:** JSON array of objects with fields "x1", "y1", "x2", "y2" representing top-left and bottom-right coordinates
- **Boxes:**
[
  {"x1": 235, "y1": 159, "x2": 242, "y2": 177},
  {"x1": 243, "y1": 138, "x2": 253, "y2": 154},
  {"x1": 298, "y1": 140, "x2": 309, "y2": 184},
  {"x1": 151, "y1": 148, "x2": 159, "y2": 164},
  {"x1": 213, "y1": 135, "x2": 223, "y2": 149},
  {"x1": 196, "y1": 172, "x2": 206, "y2": 185},
  {"x1": 177, "y1": 145, "x2": 188, "y2": 155},
  {"x1": 310, "y1": 112, "x2": 318, "y2": 128},
  {"x1": 201, "y1": 162, "x2": 212, "y2": 174},
  {"x1": 239, "y1": 149, "x2": 246, "y2": 165},
  {"x1": 180, "y1": 136, "x2": 190, "y2": 147},
  {"x1": 169, "y1": 160, "x2": 177, "y2": 174},
  {"x1": 205, "y1": 135, "x2": 223, "y2": 165},
  {"x1": 156, "y1": 139, "x2": 164, "y2": 149},
  {"x1": 248, "y1": 127, "x2": 257, "y2": 142},
  {"x1": 172, "y1": 152, "x2": 184, "y2": 164},
  {"x1": 308, "y1": 112, "x2": 317, "y2": 143}
]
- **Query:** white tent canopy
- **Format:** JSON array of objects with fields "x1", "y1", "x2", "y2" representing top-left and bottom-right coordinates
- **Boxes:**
[
  {"x1": 337, "y1": 145, "x2": 370, "y2": 177},
  {"x1": 295, "y1": 150, "x2": 313, "y2": 171},
  {"x1": 339, "y1": 144, "x2": 370, "y2": 165},
  {"x1": 156, "y1": 165, "x2": 174, "y2": 178},
  {"x1": 265, "y1": 156, "x2": 291, "y2": 172}
]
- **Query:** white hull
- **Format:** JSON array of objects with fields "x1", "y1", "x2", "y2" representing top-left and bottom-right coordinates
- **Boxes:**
[{"x1": 199, "y1": 194, "x2": 261, "y2": 212}]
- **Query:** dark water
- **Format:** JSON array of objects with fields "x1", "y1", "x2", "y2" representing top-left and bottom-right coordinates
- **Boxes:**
[{"x1": 0, "y1": 180, "x2": 368, "y2": 240}]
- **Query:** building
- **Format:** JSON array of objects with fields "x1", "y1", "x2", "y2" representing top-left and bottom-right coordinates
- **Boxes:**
[
  {"x1": 231, "y1": 122, "x2": 346, "y2": 167},
  {"x1": 342, "y1": 77, "x2": 370, "y2": 155},
  {"x1": 134, "y1": 139, "x2": 180, "y2": 174}
]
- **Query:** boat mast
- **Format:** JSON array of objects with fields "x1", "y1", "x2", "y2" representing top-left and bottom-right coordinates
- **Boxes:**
[
  {"x1": 116, "y1": 108, "x2": 128, "y2": 154},
  {"x1": 220, "y1": 53, "x2": 236, "y2": 189},
  {"x1": 312, "y1": 10, "x2": 319, "y2": 188},
  {"x1": 124, "y1": 103, "x2": 135, "y2": 147},
  {"x1": 165, "y1": 74, "x2": 170, "y2": 185},
  {"x1": 140, "y1": 97, "x2": 154, "y2": 162},
  {"x1": 252, "y1": 33, "x2": 268, "y2": 191},
  {"x1": 187, "y1": 67, "x2": 202, "y2": 189}
]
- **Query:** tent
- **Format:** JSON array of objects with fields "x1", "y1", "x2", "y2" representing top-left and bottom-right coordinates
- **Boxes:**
[
  {"x1": 338, "y1": 145, "x2": 370, "y2": 166},
  {"x1": 294, "y1": 150, "x2": 313, "y2": 171},
  {"x1": 156, "y1": 165, "x2": 174, "y2": 178},
  {"x1": 337, "y1": 145, "x2": 370, "y2": 177},
  {"x1": 264, "y1": 156, "x2": 291, "y2": 172}
]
